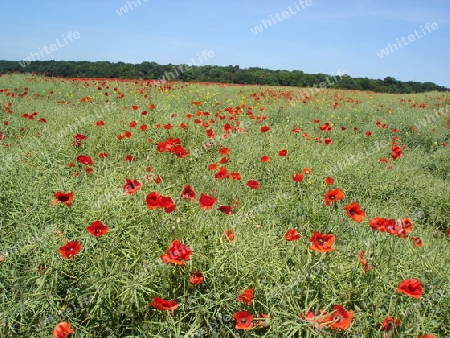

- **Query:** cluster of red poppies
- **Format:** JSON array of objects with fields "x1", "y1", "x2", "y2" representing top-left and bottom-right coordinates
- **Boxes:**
[
  {"x1": 146, "y1": 191, "x2": 176, "y2": 213},
  {"x1": 157, "y1": 137, "x2": 188, "y2": 158},
  {"x1": 369, "y1": 217, "x2": 413, "y2": 238},
  {"x1": 57, "y1": 220, "x2": 108, "y2": 260},
  {"x1": 152, "y1": 240, "x2": 271, "y2": 330}
]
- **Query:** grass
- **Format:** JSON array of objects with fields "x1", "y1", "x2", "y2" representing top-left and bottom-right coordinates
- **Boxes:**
[{"x1": 0, "y1": 73, "x2": 449, "y2": 337}]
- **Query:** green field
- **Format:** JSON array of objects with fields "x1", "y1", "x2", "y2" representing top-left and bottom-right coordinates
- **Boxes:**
[{"x1": 0, "y1": 73, "x2": 449, "y2": 337}]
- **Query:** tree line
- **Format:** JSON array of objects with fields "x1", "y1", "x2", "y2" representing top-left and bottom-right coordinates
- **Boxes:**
[{"x1": 0, "y1": 60, "x2": 448, "y2": 94}]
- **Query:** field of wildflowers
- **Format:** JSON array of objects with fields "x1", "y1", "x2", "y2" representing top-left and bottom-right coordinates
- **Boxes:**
[{"x1": 0, "y1": 73, "x2": 449, "y2": 337}]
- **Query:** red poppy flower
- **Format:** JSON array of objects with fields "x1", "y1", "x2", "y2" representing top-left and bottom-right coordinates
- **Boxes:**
[
  {"x1": 410, "y1": 237, "x2": 423, "y2": 248},
  {"x1": 129, "y1": 121, "x2": 137, "y2": 127},
  {"x1": 146, "y1": 192, "x2": 161, "y2": 210},
  {"x1": 98, "y1": 152, "x2": 108, "y2": 158},
  {"x1": 164, "y1": 203, "x2": 176, "y2": 213},
  {"x1": 153, "y1": 175, "x2": 162, "y2": 184},
  {"x1": 58, "y1": 240, "x2": 83, "y2": 259},
  {"x1": 396, "y1": 279, "x2": 423, "y2": 299},
  {"x1": 74, "y1": 134, "x2": 87, "y2": 141},
  {"x1": 418, "y1": 335, "x2": 436, "y2": 338},
  {"x1": 96, "y1": 120, "x2": 105, "y2": 126},
  {"x1": 260, "y1": 126, "x2": 270, "y2": 132},
  {"x1": 391, "y1": 145, "x2": 403, "y2": 160},
  {"x1": 76, "y1": 155, "x2": 93, "y2": 165},
  {"x1": 447, "y1": 226, "x2": 450, "y2": 238},
  {"x1": 253, "y1": 313, "x2": 270, "y2": 327},
  {"x1": 155, "y1": 195, "x2": 172, "y2": 209},
  {"x1": 73, "y1": 138, "x2": 83, "y2": 148},
  {"x1": 224, "y1": 229, "x2": 235, "y2": 242},
  {"x1": 246, "y1": 180, "x2": 260, "y2": 189},
  {"x1": 301, "y1": 310, "x2": 330, "y2": 329},
  {"x1": 173, "y1": 145, "x2": 189, "y2": 158},
  {"x1": 181, "y1": 185, "x2": 196, "y2": 201},
  {"x1": 53, "y1": 321, "x2": 74, "y2": 338},
  {"x1": 219, "y1": 147, "x2": 230, "y2": 155},
  {"x1": 343, "y1": 201, "x2": 365, "y2": 223},
  {"x1": 218, "y1": 205, "x2": 233, "y2": 214},
  {"x1": 320, "y1": 122, "x2": 332, "y2": 131},
  {"x1": 324, "y1": 138, "x2": 332, "y2": 144},
  {"x1": 230, "y1": 172, "x2": 241, "y2": 180},
  {"x1": 215, "y1": 167, "x2": 229, "y2": 179},
  {"x1": 260, "y1": 155, "x2": 270, "y2": 162},
  {"x1": 381, "y1": 316, "x2": 400, "y2": 334},
  {"x1": 86, "y1": 221, "x2": 108, "y2": 237},
  {"x1": 309, "y1": 231, "x2": 335, "y2": 252},
  {"x1": 324, "y1": 188, "x2": 345, "y2": 206},
  {"x1": 123, "y1": 178, "x2": 142, "y2": 195},
  {"x1": 394, "y1": 218, "x2": 413, "y2": 238},
  {"x1": 160, "y1": 240, "x2": 192, "y2": 265},
  {"x1": 158, "y1": 196, "x2": 175, "y2": 213},
  {"x1": 292, "y1": 127, "x2": 301, "y2": 133},
  {"x1": 278, "y1": 149, "x2": 287, "y2": 156},
  {"x1": 199, "y1": 193, "x2": 217, "y2": 211},
  {"x1": 365, "y1": 131, "x2": 372, "y2": 136},
  {"x1": 150, "y1": 297, "x2": 178, "y2": 312},
  {"x1": 325, "y1": 176, "x2": 334, "y2": 185},
  {"x1": 237, "y1": 288, "x2": 254, "y2": 305},
  {"x1": 284, "y1": 229, "x2": 301, "y2": 241},
  {"x1": 233, "y1": 310, "x2": 253, "y2": 330},
  {"x1": 329, "y1": 305, "x2": 354, "y2": 330},
  {"x1": 189, "y1": 271, "x2": 204, "y2": 285},
  {"x1": 359, "y1": 251, "x2": 369, "y2": 273},
  {"x1": 139, "y1": 124, "x2": 148, "y2": 131},
  {"x1": 292, "y1": 173, "x2": 304, "y2": 182},
  {"x1": 52, "y1": 191, "x2": 74, "y2": 207},
  {"x1": 208, "y1": 164, "x2": 218, "y2": 171},
  {"x1": 218, "y1": 156, "x2": 229, "y2": 164},
  {"x1": 368, "y1": 217, "x2": 394, "y2": 232}
]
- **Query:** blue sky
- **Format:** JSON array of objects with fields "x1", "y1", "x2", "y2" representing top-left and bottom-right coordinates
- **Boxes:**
[{"x1": 1, "y1": 0, "x2": 449, "y2": 87}]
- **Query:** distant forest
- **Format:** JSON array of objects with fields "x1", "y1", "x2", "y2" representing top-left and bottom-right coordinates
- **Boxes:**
[{"x1": 0, "y1": 60, "x2": 448, "y2": 94}]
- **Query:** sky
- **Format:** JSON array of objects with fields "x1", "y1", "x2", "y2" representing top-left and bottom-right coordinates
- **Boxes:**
[{"x1": 1, "y1": 0, "x2": 450, "y2": 87}]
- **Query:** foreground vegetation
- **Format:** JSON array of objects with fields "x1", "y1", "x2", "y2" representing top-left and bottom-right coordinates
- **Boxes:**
[{"x1": 0, "y1": 73, "x2": 449, "y2": 337}]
